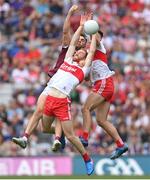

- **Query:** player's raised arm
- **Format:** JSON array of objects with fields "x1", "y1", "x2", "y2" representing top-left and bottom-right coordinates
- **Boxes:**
[
  {"x1": 65, "y1": 14, "x2": 87, "y2": 59},
  {"x1": 84, "y1": 34, "x2": 97, "y2": 67},
  {"x1": 62, "y1": 5, "x2": 79, "y2": 46},
  {"x1": 87, "y1": 12, "x2": 93, "y2": 20}
]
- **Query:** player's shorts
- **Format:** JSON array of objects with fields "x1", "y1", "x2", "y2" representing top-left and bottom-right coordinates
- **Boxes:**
[
  {"x1": 43, "y1": 95, "x2": 71, "y2": 121},
  {"x1": 92, "y1": 76, "x2": 114, "y2": 102}
]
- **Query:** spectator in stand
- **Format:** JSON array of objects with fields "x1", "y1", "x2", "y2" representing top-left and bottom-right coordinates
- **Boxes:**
[{"x1": 0, "y1": 0, "x2": 10, "y2": 23}]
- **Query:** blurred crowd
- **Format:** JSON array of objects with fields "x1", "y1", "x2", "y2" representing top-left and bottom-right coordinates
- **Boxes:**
[{"x1": 0, "y1": 0, "x2": 150, "y2": 156}]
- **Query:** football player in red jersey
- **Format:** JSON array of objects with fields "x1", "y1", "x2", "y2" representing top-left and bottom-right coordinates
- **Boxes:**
[
  {"x1": 12, "y1": 5, "x2": 87, "y2": 151},
  {"x1": 80, "y1": 22, "x2": 128, "y2": 159}
]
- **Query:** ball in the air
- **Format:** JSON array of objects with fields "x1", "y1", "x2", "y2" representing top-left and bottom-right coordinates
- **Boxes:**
[{"x1": 84, "y1": 20, "x2": 99, "y2": 35}]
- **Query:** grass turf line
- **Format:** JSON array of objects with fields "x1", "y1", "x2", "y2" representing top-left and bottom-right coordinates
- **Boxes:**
[{"x1": 0, "y1": 175, "x2": 150, "y2": 179}]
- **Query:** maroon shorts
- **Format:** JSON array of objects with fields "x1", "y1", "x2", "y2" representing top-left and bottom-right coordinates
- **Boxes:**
[
  {"x1": 43, "y1": 95, "x2": 71, "y2": 121},
  {"x1": 92, "y1": 76, "x2": 114, "y2": 102}
]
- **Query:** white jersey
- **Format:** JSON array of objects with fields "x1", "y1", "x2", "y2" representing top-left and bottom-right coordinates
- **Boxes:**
[
  {"x1": 47, "y1": 57, "x2": 89, "y2": 96},
  {"x1": 90, "y1": 42, "x2": 115, "y2": 84}
]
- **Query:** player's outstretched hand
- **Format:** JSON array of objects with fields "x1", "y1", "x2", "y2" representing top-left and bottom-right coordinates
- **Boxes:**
[
  {"x1": 80, "y1": 13, "x2": 88, "y2": 26},
  {"x1": 69, "y1": 5, "x2": 79, "y2": 15},
  {"x1": 87, "y1": 12, "x2": 93, "y2": 20}
]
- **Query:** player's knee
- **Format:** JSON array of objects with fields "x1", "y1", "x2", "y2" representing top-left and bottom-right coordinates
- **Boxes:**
[
  {"x1": 82, "y1": 104, "x2": 91, "y2": 114},
  {"x1": 65, "y1": 134, "x2": 74, "y2": 142},
  {"x1": 41, "y1": 124, "x2": 51, "y2": 133},
  {"x1": 97, "y1": 119, "x2": 105, "y2": 127},
  {"x1": 35, "y1": 106, "x2": 43, "y2": 116}
]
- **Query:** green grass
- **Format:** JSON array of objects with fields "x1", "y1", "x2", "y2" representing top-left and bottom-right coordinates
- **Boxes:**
[{"x1": 0, "y1": 175, "x2": 150, "y2": 179}]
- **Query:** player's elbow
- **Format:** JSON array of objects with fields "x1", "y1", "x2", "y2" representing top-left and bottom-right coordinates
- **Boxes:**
[{"x1": 63, "y1": 30, "x2": 69, "y2": 35}]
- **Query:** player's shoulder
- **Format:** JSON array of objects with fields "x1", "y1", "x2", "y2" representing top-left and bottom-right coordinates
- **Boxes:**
[{"x1": 96, "y1": 41, "x2": 106, "y2": 54}]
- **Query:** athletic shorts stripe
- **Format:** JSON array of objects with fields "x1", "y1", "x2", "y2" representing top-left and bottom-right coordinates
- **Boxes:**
[
  {"x1": 67, "y1": 97, "x2": 71, "y2": 120},
  {"x1": 98, "y1": 79, "x2": 106, "y2": 95}
]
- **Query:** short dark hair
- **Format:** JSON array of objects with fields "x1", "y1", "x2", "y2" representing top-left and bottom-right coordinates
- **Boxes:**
[
  {"x1": 80, "y1": 33, "x2": 88, "y2": 42},
  {"x1": 98, "y1": 30, "x2": 103, "y2": 38}
]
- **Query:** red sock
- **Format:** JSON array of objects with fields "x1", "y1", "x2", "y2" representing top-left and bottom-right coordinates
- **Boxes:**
[
  {"x1": 24, "y1": 133, "x2": 29, "y2": 139},
  {"x1": 82, "y1": 153, "x2": 90, "y2": 162},
  {"x1": 83, "y1": 131, "x2": 89, "y2": 141},
  {"x1": 116, "y1": 139, "x2": 124, "y2": 148},
  {"x1": 55, "y1": 136, "x2": 60, "y2": 141}
]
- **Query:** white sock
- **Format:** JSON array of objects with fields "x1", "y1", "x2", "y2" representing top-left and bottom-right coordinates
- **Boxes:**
[{"x1": 22, "y1": 136, "x2": 28, "y2": 142}]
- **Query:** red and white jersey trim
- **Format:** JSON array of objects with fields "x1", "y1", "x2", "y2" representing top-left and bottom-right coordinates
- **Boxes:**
[
  {"x1": 91, "y1": 42, "x2": 115, "y2": 83},
  {"x1": 93, "y1": 50, "x2": 107, "y2": 64}
]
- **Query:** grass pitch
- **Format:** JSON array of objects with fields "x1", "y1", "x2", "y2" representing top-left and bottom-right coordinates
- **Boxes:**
[{"x1": 0, "y1": 175, "x2": 150, "y2": 179}]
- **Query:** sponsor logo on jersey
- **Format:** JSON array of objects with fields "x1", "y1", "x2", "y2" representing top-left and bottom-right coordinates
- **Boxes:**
[
  {"x1": 60, "y1": 62, "x2": 84, "y2": 82},
  {"x1": 60, "y1": 63, "x2": 77, "y2": 72}
]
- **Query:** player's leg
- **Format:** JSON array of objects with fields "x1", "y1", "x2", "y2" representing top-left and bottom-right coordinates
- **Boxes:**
[
  {"x1": 42, "y1": 114, "x2": 54, "y2": 133},
  {"x1": 55, "y1": 119, "x2": 63, "y2": 140},
  {"x1": 50, "y1": 119, "x2": 64, "y2": 152},
  {"x1": 40, "y1": 116, "x2": 55, "y2": 133},
  {"x1": 81, "y1": 77, "x2": 114, "y2": 146},
  {"x1": 95, "y1": 101, "x2": 128, "y2": 159},
  {"x1": 80, "y1": 92, "x2": 105, "y2": 146},
  {"x1": 42, "y1": 114, "x2": 62, "y2": 152},
  {"x1": 12, "y1": 93, "x2": 47, "y2": 148},
  {"x1": 39, "y1": 93, "x2": 66, "y2": 152},
  {"x1": 25, "y1": 93, "x2": 47, "y2": 136},
  {"x1": 40, "y1": 117, "x2": 65, "y2": 151},
  {"x1": 42, "y1": 94, "x2": 66, "y2": 152},
  {"x1": 53, "y1": 119, "x2": 66, "y2": 150},
  {"x1": 61, "y1": 120, "x2": 94, "y2": 175},
  {"x1": 95, "y1": 101, "x2": 122, "y2": 142},
  {"x1": 82, "y1": 92, "x2": 105, "y2": 131}
]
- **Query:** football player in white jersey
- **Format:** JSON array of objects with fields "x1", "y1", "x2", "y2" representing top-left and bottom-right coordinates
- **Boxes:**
[
  {"x1": 80, "y1": 28, "x2": 128, "y2": 159},
  {"x1": 12, "y1": 5, "x2": 87, "y2": 151},
  {"x1": 42, "y1": 14, "x2": 96, "y2": 175}
]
